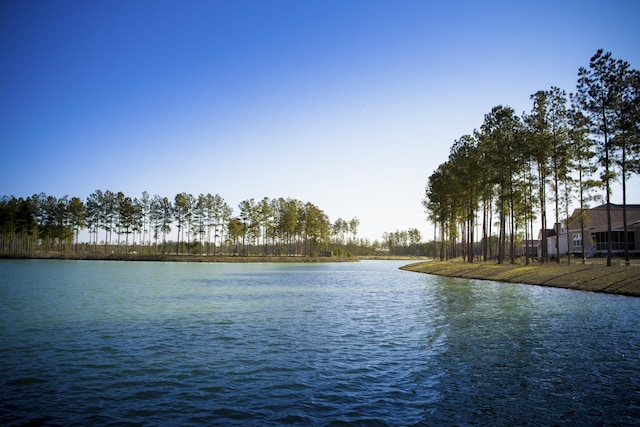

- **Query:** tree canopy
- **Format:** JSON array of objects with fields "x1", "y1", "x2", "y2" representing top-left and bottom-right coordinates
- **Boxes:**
[
  {"x1": 1, "y1": 191, "x2": 378, "y2": 257},
  {"x1": 423, "y1": 50, "x2": 639, "y2": 266}
]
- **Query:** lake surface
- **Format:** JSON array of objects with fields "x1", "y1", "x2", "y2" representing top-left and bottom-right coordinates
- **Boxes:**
[{"x1": 1, "y1": 259, "x2": 639, "y2": 426}]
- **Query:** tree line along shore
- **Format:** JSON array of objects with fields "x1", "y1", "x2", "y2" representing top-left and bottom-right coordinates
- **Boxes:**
[
  {"x1": 0, "y1": 252, "x2": 360, "y2": 263},
  {"x1": 415, "y1": 51, "x2": 639, "y2": 298},
  {"x1": 423, "y1": 50, "x2": 639, "y2": 268},
  {"x1": 0, "y1": 252, "x2": 426, "y2": 263},
  {"x1": 0, "y1": 191, "x2": 426, "y2": 258}
]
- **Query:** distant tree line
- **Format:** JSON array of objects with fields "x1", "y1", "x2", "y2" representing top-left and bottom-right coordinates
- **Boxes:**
[
  {"x1": 0, "y1": 191, "x2": 355, "y2": 257},
  {"x1": 423, "y1": 50, "x2": 639, "y2": 266},
  {"x1": 382, "y1": 228, "x2": 423, "y2": 256},
  {"x1": 0, "y1": 191, "x2": 427, "y2": 257}
]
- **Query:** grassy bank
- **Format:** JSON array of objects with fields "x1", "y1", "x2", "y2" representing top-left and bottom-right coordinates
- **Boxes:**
[
  {"x1": 358, "y1": 255, "x2": 430, "y2": 261},
  {"x1": 400, "y1": 259, "x2": 640, "y2": 297},
  {"x1": 0, "y1": 252, "x2": 358, "y2": 263}
]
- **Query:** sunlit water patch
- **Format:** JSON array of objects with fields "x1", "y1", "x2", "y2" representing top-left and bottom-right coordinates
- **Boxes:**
[{"x1": 1, "y1": 260, "x2": 639, "y2": 425}]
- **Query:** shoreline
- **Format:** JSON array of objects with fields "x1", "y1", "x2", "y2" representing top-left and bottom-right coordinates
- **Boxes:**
[
  {"x1": 0, "y1": 252, "x2": 358, "y2": 263},
  {"x1": 400, "y1": 259, "x2": 640, "y2": 297},
  {"x1": 0, "y1": 253, "x2": 429, "y2": 263}
]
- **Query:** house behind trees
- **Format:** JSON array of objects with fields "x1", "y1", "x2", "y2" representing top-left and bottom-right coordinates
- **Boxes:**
[{"x1": 544, "y1": 204, "x2": 640, "y2": 258}]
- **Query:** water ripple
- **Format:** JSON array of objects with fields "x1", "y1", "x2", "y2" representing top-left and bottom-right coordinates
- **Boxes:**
[{"x1": 1, "y1": 260, "x2": 640, "y2": 425}]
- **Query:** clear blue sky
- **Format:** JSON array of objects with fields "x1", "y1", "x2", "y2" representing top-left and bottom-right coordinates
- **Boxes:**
[{"x1": 1, "y1": 0, "x2": 639, "y2": 241}]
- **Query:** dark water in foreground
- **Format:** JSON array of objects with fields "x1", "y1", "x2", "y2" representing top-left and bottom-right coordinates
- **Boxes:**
[{"x1": 1, "y1": 259, "x2": 639, "y2": 426}]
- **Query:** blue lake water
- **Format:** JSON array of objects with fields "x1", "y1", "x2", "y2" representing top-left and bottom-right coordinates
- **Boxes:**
[{"x1": 1, "y1": 259, "x2": 639, "y2": 426}]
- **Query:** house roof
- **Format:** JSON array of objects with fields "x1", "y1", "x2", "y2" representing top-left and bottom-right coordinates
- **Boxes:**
[
  {"x1": 537, "y1": 229, "x2": 556, "y2": 239},
  {"x1": 568, "y1": 204, "x2": 640, "y2": 232}
]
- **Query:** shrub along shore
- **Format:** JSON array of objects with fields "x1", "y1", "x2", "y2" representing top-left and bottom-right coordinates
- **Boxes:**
[{"x1": 400, "y1": 260, "x2": 640, "y2": 297}]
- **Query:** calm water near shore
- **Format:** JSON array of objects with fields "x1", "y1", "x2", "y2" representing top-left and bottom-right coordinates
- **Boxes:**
[{"x1": 1, "y1": 259, "x2": 639, "y2": 425}]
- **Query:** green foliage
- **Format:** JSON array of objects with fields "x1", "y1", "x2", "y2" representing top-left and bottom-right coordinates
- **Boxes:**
[
  {"x1": 575, "y1": 49, "x2": 639, "y2": 265},
  {"x1": 0, "y1": 191, "x2": 352, "y2": 257},
  {"x1": 423, "y1": 50, "x2": 639, "y2": 266}
]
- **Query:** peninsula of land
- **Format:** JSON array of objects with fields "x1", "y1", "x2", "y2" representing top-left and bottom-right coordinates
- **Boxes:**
[{"x1": 401, "y1": 260, "x2": 640, "y2": 297}]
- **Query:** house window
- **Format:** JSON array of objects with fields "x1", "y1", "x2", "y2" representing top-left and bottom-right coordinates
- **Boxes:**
[{"x1": 573, "y1": 233, "x2": 582, "y2": 249}]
